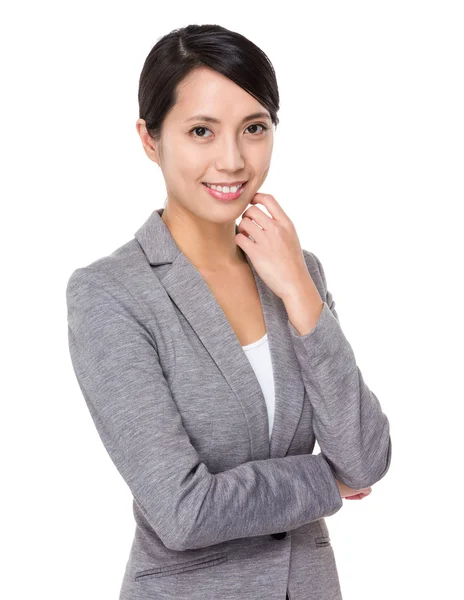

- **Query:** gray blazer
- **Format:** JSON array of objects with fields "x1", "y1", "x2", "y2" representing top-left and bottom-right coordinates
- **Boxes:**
[{"x1": 66, "y1": 207, "x2": 392, "y2": 600}]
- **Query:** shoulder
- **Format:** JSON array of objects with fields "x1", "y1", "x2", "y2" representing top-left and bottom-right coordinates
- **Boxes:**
[
  {"x1": 65, "y1": 237, "x2": 159, "y2": 326},
  {"x1": 67, "y1": 237, "x2": 143, "y2": 285},
  {"x1": 66, "y1": 236, "x2": 160, "y2": 306}
]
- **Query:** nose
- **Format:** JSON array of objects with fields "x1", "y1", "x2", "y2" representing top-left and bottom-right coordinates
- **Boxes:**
[{"x1": 214, "y1": 135, "x2": 245, "y2": 172}]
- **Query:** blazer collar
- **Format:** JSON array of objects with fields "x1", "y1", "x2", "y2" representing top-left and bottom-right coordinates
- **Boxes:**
[{"x1": 134, "y1": 208, "x2": 305, "y2": 461}]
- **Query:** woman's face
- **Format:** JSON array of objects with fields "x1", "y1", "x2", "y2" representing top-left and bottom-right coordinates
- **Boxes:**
[{"x1": 137, "y1": 66, "x2": 274, "y2": 223}]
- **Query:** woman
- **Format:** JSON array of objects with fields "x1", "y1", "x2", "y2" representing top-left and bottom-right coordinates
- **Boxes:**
[{"x1": 66, "y1": 24, "x2": 392, "y2": 600}]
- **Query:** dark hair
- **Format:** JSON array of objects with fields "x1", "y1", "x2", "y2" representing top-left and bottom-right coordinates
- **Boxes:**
[{"x1": 138, "y1": 24, "x2": 280, "y2": 152}]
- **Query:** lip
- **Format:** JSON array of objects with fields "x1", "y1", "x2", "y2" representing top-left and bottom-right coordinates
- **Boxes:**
[
  {"x1": 202, "y1": 180, "x2": 248, "y2": 186},
  {"x1": 202, "y1": 180, "x2": 248, "y2": 202}
]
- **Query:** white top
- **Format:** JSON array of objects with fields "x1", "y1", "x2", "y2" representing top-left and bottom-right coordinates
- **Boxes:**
[{"x1": 241, "y1": 333, "x2": 275, "y2": 440}]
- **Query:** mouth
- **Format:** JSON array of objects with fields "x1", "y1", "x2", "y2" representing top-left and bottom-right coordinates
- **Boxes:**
[
  {"x1": 201, "y1": 180, "x2": 249, "y2": 201},
  {"x1": 201, "y1": 181, "x2": 248, "y2": 190}
]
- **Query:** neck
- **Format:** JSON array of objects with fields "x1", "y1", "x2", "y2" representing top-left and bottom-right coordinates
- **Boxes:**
[{"x1": 161, "y1": 203, "x2": 247, "y2": 270}]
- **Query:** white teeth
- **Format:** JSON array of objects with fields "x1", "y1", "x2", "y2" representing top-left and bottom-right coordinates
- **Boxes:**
[{"x1": 205, "y1": 183, "x2": 244, "y2": 193}]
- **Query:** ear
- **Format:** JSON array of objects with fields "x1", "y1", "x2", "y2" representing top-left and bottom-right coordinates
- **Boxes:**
[{"x1": 135, "y1": 118, "x2": 160, "y2": 165}]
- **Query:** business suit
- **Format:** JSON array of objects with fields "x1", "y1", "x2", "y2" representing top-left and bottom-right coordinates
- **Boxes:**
[{"x1": 66, "y1": 206, "x2": 392, "y2": 600}]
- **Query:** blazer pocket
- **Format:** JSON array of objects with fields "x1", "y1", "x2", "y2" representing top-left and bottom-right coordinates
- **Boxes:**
[
  {"x1": 315, "y1": 518, "x2": 332, "y2": 548},
  {"x1": 314, "y1": 535, "x2": 332, "y2": 548},
  {"x1": 135, "y1": 552, "x2": 228, "y2": 580}
]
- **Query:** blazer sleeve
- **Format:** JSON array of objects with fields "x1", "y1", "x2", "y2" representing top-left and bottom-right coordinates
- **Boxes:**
[
  {"x1": 286, "y1": 250, "x2": 392, "y2": 490},
  {"x1": 66, "y1": 266, "x2": 343, "y2": 552}
]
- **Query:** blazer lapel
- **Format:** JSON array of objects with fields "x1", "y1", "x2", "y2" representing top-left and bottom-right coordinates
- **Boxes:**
[{"x1": 134, "y1": 208, "x2": 306, "y2": 462}]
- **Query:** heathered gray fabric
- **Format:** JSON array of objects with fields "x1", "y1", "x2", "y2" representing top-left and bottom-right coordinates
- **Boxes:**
[{"x1": 66, "y1": 207, "x2": 391, "y2": 600}]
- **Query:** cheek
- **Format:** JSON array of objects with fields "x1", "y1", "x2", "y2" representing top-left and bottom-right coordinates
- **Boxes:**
[
  {"x1": 163, "y1": 151, "x2": 204, "y2": 186},
  {"x1": 176, "y1": 146, "x2": 206, "y2": 179},
  {"x1": 248, "y1": 141, "x2": 272, "y2": 166}
]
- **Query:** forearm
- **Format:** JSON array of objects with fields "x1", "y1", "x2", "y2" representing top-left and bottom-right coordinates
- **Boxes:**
[
  {"x1": 283, "y1": 273, "x2": 391, "y2": 490},
  {"x1": 282, "y1": 273, "x2": 325, "y2": 337}
]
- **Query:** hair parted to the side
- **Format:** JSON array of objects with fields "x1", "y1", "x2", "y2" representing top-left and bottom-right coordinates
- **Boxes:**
[{"x1": 138, "y1": 23, "x2": 280, "y2": 150}]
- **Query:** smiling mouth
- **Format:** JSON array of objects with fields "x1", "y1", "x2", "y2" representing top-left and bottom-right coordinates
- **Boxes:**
[{"x1": 202, "y1": 181, "x2": 248, "y2": 189}]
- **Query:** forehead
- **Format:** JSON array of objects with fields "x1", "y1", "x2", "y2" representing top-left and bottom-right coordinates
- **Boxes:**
[{"x1": 169, "y1": 67, "x2": 268, "y2": 122}]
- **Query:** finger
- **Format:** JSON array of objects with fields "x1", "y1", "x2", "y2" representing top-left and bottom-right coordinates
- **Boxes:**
[
  {"x1": 235, "y1": 231, "x2": 257, "y2": 250},
  {"x1": 346, "y1": 492, "x2": 368, "y2": 500},
  {"x1": 237, "y1": 217, "x2": 264, "y2": 242},
  {"x1": 241, "y1": 205, "x2": 272, "y2": 230},
  {"x1": 250, "y1": 193, "x2": 286, "y2": 222}
]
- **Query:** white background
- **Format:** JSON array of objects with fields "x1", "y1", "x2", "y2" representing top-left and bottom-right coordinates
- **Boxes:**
[{"x1": 1, "y1": 1, "x2": 463, "y2": 598}]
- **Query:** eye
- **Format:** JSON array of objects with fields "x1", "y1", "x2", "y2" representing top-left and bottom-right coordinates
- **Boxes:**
[
  {"x1": 188, "y1": 123, "x2": 269, "y2": 139},
  {"x1": 245, "y1": 123, "x2": 269, "y2": 135},
  {"x1": 189, "y1": 126, "x2": 213, "y2": 139}
]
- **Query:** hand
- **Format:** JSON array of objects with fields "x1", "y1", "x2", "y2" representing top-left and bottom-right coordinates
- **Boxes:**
[
  {"x1": 336, "y1": 479, "x2": 373, "y2": 500},
  {"x1": 235, "y1": 193, "x2": 311, "y2": 300}
]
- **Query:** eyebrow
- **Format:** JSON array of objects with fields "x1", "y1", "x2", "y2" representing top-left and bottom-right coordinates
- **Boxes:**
[{"x1": 184, "y1": 111, "x2": 272, "y2": 124}]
